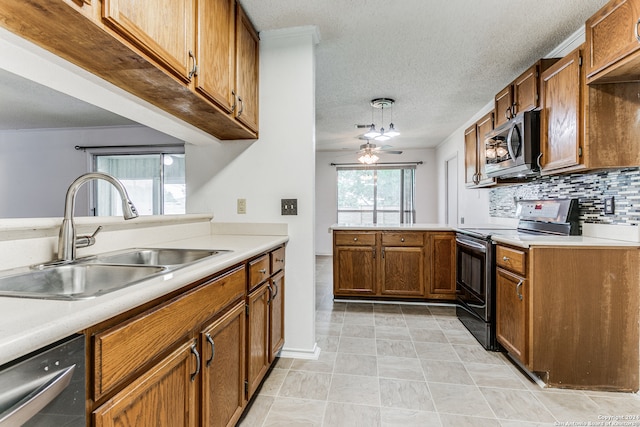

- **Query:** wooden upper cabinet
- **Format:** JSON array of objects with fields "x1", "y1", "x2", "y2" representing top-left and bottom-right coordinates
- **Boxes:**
[
  {"x1": 540, "y1": 47, "x2": 584, "y2": 174},
  {"x1": 513, "y1": 64, "x2": 538, "y2": 114},
  {"x1": 464, "y1": 112, "x2": 495, "y2": 188},
  {"x1": 102, "y1": 0, "x2": 195, "y2": 82},
  {"x1": 196, "y1": 0, "x2": 236, "y2": 112},
  {"x1": 494, "y1": 85, "x2": 513, "y2": 128},
  {"x1": 586, "y1": 0, "x2": 640, "y2": 83},
  {"x1": 235, "y1": 3, "x2": 260, "y2": 133}
]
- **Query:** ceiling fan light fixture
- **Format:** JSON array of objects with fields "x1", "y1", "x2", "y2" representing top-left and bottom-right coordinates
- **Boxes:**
[{"x1": 358, "y1": 153, "x2": 379, "y2": 164}]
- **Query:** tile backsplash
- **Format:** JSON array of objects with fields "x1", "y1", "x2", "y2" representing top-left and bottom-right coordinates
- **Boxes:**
[{"x1": 489, "y1": 168, "x2": 640, "y2": 226}]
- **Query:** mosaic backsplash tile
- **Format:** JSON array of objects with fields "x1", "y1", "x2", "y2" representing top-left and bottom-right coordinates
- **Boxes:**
[{"x1": 489, "y1": 168, "x2": 640, "y2": 226}]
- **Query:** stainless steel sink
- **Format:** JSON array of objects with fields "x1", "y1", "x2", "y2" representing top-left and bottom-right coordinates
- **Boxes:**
[
  {"x1": 83, "y1": 248, "x2": 230, "y2": 268},
  {"x1": 0, "y1": 264, "x2": 166, "y2": 300}
]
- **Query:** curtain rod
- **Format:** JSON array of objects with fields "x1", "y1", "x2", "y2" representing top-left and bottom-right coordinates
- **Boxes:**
[
  {"x1": 330, "y1": 161, "x2": 423, "y2": 166},
  {"x1": 74, "y1": 144, "x2": 184, "y2": 151}
]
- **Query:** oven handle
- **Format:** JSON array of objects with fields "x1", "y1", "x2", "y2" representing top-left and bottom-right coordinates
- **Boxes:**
[
  {"x1": 455, "y1": 237, "x2": 487, "y2": 253},
  {"x1": 0, "y1": 365, "x2": 75, "y2": 427}
]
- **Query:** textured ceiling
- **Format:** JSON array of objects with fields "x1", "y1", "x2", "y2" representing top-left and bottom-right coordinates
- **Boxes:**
[
  {"x1": 241, "y1": 0, "x2": 608, "y2": 152},
  {"x1": 0, "y1": 1, "x2": 608, "y2": 150}
]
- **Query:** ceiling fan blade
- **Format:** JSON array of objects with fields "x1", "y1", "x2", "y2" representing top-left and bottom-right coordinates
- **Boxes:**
[{"x1": 384, "y1": 150, "x2": 403, "y2": 154}]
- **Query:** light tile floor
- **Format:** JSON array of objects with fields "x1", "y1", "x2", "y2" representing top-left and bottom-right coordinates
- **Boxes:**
[{"x1": 239, "y1": 256, "x2": 640, "y2": 426}]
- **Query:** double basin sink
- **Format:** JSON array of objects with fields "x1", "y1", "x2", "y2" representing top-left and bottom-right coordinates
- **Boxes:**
[{"x1": 0, "y1": 248, "x2": 231, "y2": 300}]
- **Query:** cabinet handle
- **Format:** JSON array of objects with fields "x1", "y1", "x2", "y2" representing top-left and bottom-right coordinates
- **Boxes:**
[
  {"x1": 272, "y1": 282, "x2": 278, "y2": 299},
  {"x1": 516, "y1": 279, "x2": 524, "y2": 301},
  {"x1": 267, "y1": 283, "x2": 274, "y2": 304},
  {"x1": 400, "y1": 237, "x2": 405, "y2": 242},
  {"x1": 636, "y1": 18, "x2": 640, "y2": 43},
  {"x1": 382, "y1": 247, "x2": 385, "y2": 258},
  {"x1": 275, "y1": 258, "x2": 284, "y2": 263},
  {"x1": 188, "y1": 50, "x2": 198, "y2": 79},
  {"x1": 259, "y1": 268, "x2": 267, "y2": 274},
  {"x1": 353, "y1": 237, "x2": 358, "y2": 241},
  {"x1": 190, "y1": 342, "x2": 200, "y2": 382},
  {"x1": 231, "y1": 90, "x2": 237, "y2": 113},
  {"x1": 205, "y1": 333, "x2": 215, "y2": 368},
  {"x1": 237, "y1": 97, "x2": 244, "y2": 117},
  {"x1": 536, "y1": 152, "x2": 543, "y2": 170},
  {"x1": 372, "y1": 247, "x2": 376, "y2": 259},
  {"x1": 505, "y1": 106, "x2": 511, "y2": 120},
  {"x1": 502, "y1": 256, "x2": 510, "y2": 262}
]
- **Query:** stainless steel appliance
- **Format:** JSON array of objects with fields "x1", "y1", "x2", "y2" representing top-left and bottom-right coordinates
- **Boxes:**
[
  {"x1": 455, "y1": 199, "x2": 580, "y2": 350},
  {"x1": 0, "y1": 334, "x2": 85, "y2": 426},
  {"x1": 484, "y1": 110, "x2": 540, "y2": 178}
]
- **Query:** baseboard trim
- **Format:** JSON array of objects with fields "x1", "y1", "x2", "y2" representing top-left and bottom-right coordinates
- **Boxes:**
[{"x1": 279, "y1": 343, "x2": 321, "y2": 360}]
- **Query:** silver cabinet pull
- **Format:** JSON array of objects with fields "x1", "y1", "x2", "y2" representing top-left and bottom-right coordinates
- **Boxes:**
[
  {"x1": 0, "y1": 365, "x2": 75, "y2": 426},
  {"x1": 231, "y1": 90, "x2": 237, "y2": 113},
  {"x1": 636, "y1": 18, "x2": 640, "y2": 42},
  {"x1": 353, "y1": 237, "x2": 358, "y2": 241},
  {"x1": 205, "y1": 333, "x2": 215, "y2": 368},
  {"x1": 536, "y1": 152, "x2": 543, "y2": 170},
  {"x1": 190, "y1": 342, "x2": 200, "y2": 382},
  {"x1": 516, "y1": 279, "x2": 524, "y2": 301},
  {"x1": 505, "y1": 106, "x2": 511, "y2": 120},
  {"x1": 382, "y1": 247, "x2": 385, "y2": 258},
  {"x1": 188, "y1": 50, "x2": 198, "y2": 79},
  {"x1": 502, "y1": 256, "x2": 510, "y2": 261},
  {"x1": 237, "y1": 97, "x2": 244, "y2": 117},
  {"x1": 259, "y1": 268, "x2": 267, "y2": 274},
  {"x1": 400, "y1": 237, "x2": 405, "y2": 242},
  {"x1": 267, "y1": 284, "x2": 274, "y2": 304},
  {"x1": 272, "y1": 282, "x2": 278, "y2": 299}
]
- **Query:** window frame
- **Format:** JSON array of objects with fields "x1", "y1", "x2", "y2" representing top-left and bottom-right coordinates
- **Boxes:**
[{"x1": 336, "y1": 165, "x2": 416, "y2": 225}]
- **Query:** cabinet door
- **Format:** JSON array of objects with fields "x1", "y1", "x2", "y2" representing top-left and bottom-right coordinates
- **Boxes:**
[
  {"x1": 513, "y1": 64, "x2": 539, "y2": 114},
  {"x1": 464, "y1": 124, "x2": 478, "y2": 186},
  {"x1": 428, "y1": 233, "x2": 456, "y2": 299},
  {"x1": 196, "y1": 0, "x2": 235, "y2": 111},
  {"x1": 269, "y1": 271, "x2": 285, "y2": 362},
  {"x1": 93, "y1": 340, "x2": 197, "y2": 427},
  {"x1": 103, "y1": 0, "x2": 194, "y2": 82},
  {"x1": 333, "y1": 246, "x2": 377, "y2": 296},
  {"x1": 496, "y1": 268, "x2": 528, "y2": 365},
  {"x1": 380, "y1": 247, "x2": 425, "y2": 297},
  {"x1": 246, "y1": 283, "x2": 269, "y2": 398},
  {"x1": 201, "y1": 302, "x2": 246, "y2": 427},
  {"x1": 235, "y1": 4, "x2": 259, "y2": 133},
  {"x1": 540, "y1": 47, "x2": 584, "y2": 174},
  {"x1": 586, "y1": 0, "x2": 640, "y2": 81},
  {"x1": 475, "y1": 111, "x2": 494, "y2": 186},
  {"x1": 494, "y1": 85, "x2": 513, "y2": 128}
]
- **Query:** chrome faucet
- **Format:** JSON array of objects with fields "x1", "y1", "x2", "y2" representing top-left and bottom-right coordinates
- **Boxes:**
[{"x1": 58, "y1": 172, "x2": 138, "y2": 262}]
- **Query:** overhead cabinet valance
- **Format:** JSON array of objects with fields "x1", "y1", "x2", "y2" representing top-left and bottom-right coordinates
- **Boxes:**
[{"x1": 0, "y1": 0, "x2": 259, "y2": 140}]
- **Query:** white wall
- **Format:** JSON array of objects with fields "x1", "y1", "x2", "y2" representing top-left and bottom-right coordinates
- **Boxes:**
[
  {"x1": 0, "y1": 126, "x2": 180, "y2": 218},
  {"x1": 315, "y1": 148, "x2": 438, "y2": 255},
  {"x1": 186, "y1": 28, "x2": 319, "y2": 357}
]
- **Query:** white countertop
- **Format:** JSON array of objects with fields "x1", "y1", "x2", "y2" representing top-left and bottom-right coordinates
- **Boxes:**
[
  {"x1": 0, "y1": 232, "x2": 288, "y2": 366},
  {"x1": 492, "y1": 232, "x2": 640, "y2": 248},
  {"x1": 331, "y1": 223, "x2": 452, "y2": 231}
]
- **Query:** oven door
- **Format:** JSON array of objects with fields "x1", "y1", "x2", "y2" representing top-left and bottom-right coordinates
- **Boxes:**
[{"x1": 455, "y1": 235, "x2": 493, "y2": 322}]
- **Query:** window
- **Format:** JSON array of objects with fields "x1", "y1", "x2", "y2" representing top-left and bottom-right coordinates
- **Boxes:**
[
  {"x1": 93, "y1": 151, "x2": 185, "y2": 216},
  {"x1": 337, "y1": 166, "x2": 416, "y2": 225}
]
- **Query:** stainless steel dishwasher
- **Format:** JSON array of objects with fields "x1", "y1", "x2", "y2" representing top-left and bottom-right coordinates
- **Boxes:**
[{"x1": 0, "y1": 334, "x2": 85, "y2": 426}]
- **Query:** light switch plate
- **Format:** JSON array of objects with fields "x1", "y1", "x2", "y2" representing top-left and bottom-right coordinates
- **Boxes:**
[
  {"x1": 237, "y1": 198, "x2": 246, "y2": 214},
  {"x1": 281, "y1": 199, "x2": 297, "y2": 215}
]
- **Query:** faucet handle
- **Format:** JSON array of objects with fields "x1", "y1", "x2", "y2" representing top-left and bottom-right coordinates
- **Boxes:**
[{"x1": 76, "y1": 225, "x2": 103, "y2": 249}]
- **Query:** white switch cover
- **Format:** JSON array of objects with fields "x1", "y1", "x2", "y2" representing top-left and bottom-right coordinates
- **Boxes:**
[{"x1": 237, "y1": 198, "x2": 246, "y2": 214}]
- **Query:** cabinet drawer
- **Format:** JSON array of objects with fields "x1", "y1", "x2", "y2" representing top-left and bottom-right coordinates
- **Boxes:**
[
  {"x1": 496, "y1": 246, "x2": 527, "y2": 276},
  {"x1": 270, "y1": 246, "x2": 285, "y2": 273},
  {"x1": 381, "y1": 232, "x2": 424, "y2": 246},
  {"x1": 93, "y1": 266, "x2": 246, "y2": 399},
  {"x1": 334, "y1": 232, "x2": 376, "y2": 246},
  {"x1": 249, "y1": 254, "x2": 270, "y2": 290}
]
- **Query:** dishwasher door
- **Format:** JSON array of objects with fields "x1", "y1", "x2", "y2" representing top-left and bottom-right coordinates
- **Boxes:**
[{"x1": 0, "y1": 334, "x2": 85, "y2": 427}]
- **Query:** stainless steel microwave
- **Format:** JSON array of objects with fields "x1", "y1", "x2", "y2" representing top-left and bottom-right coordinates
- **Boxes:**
[{"x1": 484, "y1": 110, "x2": 540, "y2": 178}]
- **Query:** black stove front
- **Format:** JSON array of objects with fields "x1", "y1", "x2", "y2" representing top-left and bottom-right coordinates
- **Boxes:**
[{"x1": 455, "y1": 230, "x2": 500, "y2": 350}]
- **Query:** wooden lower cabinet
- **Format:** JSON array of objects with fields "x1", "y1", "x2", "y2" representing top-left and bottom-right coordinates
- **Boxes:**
[
  {"x1": 269, "y1": 271, "x2": 285, "y2": 362},
  {"x1": 380, "y1": 246, "x2": 425, "y2": 297},
  {"x1": 201, "y1": 302, "x2": 246, "y2": 427},
  {"x1": 246, "y1": 282, "x2": 270, "y2": 398},
  {"x1": 93, "y1": 340, "x2": 197, "y2": 427},
  {"x1": 495, "y1": 267, "x2": 528, "y2": 364},
  {"x1": 333, "y1": 230, "x2": 456, "y2": 301}
]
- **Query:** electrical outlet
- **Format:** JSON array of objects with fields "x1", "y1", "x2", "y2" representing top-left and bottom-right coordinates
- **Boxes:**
[
  {"x1": 237, "y1": 198, "x2": 246, "y2": 214},
  {"x1": 281, "y1": 199, "x2": 297, "y2": 215},
  {"x1": 604, "y1": 197, "x2": 615, "y2": 215}
]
